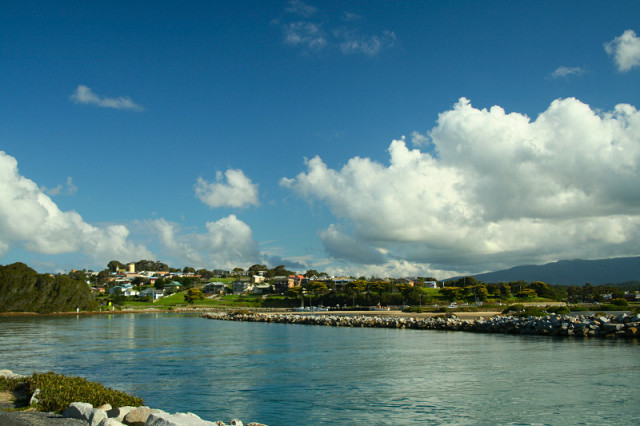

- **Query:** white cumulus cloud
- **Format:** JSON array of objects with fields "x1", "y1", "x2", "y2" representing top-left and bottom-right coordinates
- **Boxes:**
[
  {"x1": 282, "y1": 97, "x2": 640, "y2": 277},
  {"x1": 0, "y1": 151, "x2": 152, "y2": 262},
  {"x1": 195, "y1": 169, "x2": 259, "y2": 209},
  {"x1": 604, "y1": 29, "x2": 640, "y2": 72},
  {"x1": 70, "y1": 85, "x2": 144, "y2": 111},
  {"x1": 152, "y1": 216, "x2": 261, "y2": 269}
]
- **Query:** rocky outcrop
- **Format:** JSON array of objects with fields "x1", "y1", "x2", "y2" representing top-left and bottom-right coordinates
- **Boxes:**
[
  {"x1": 201, "y1": 311, "x2": 640, "y2": 338},
  {"x1": 59, "y1": 402, "x2": 262, "y2": 426},
  {"x1": 0, "y1": 372, "x2": 265, "y2": 426}
]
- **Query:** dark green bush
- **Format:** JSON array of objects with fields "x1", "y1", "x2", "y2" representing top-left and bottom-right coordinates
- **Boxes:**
[
  {"x1": 402, "y1": 306, "x2": 425, "y2": 313},
  {"x1": 26, "y1": 372, "x2": 143, "y2": 413},
  {"x1": 548, "y1": 306, "x2": 571, "y2": 315},
  {"x1": 569, "y1": 305, "x2": 589, "y2": 312},
  {"x1": 611, "y1": 298, "x2": 629, "y2": 307},
  {"x1": 502, "y1": 304, "x2": 525, "y2": 314},
  {"x1": 503, "y1": 305, "x2": 547, "y2": 317}
]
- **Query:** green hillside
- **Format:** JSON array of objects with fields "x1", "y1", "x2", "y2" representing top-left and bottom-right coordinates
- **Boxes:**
[{"x1": 0, "y1": 262, "x2": 98, "y2": 313}]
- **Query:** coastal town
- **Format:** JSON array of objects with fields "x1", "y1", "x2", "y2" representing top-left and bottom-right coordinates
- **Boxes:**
[{"x1": 60, "y1": 259, "x2": 640, "y2": 313}]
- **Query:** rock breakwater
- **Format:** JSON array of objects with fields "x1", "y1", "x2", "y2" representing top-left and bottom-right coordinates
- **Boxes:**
[{"x1": 201, "y1": 311, "x2": 640, "y2": 338}]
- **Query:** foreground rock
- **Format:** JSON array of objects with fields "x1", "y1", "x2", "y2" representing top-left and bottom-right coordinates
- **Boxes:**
[
  {"x1": 60, "y1": 402, "x2": 265, "y2": 426},
  {"x1": 202, "y1": 311, "x2": 640, "y2": 338}
]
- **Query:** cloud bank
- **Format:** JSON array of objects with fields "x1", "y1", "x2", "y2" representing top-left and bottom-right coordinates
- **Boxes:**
[
  {"x1": 0, "y1": 151, "x2": 151, "y2": 263},
  {"x1": 605, "y1": 29, "x2": 640, "y2": 72},
  {"x1": 195, "y1": 169, "x2": 259, "y2": 209},
  {"x1": 282, "y1": 97, "x2": 640, "y2": 277},
  {"x1": 70, "y1": 85, "x2": 144, "y2": 111}
]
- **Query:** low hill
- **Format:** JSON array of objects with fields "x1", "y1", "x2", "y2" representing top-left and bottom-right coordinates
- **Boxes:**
[
  {"x1": 0, "y1": 262, "x2": 98, "y2": 313},
  {"x1": 469, "y1": 257, "x2": 640, "y2": 286}
]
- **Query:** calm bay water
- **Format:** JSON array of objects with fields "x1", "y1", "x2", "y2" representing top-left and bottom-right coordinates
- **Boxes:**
[{"x1": 0, "y1": 313, "x2": 638, "y2": 425}]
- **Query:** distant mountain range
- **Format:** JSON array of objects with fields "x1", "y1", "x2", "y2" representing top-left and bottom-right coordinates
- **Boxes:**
[{"x1": 466, "y1": 257, "x2": 640, "y2": 286}]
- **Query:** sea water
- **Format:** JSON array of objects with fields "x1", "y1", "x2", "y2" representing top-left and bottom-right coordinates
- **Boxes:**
[{"x1": 1, "y1": 313, "x2": 638, "y2": 425}]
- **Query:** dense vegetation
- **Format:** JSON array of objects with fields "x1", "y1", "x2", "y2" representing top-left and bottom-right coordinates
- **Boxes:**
[
  {"x1": 0, "y1": 263, "x2": 98, "y2": 313},
  {"x1": 0, "y1": 372, "x2": 143, "y2": 413}
]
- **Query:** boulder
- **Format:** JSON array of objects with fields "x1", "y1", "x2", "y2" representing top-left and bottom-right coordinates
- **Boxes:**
[
  {"x1": 98, "y1": 403, "x2": 113, "y2": 411},
  {"x1": 107, "y1": 406, "x2": 135, "y2": 422},
  {"x1": 602, "y1": 323, "x2": 625, "y2": 333},
  {"x1": 99, "y1": 418, "x2": 126, "y2": 426},
  {"x1": 123, "y1": 406, "x2": 153, "y2": 425},
  {"x1": 90, "y1": 408, "x2": 108, "y2": 426},
  {"x1": 145, "y1": 411, "x2": 222, "y2": 425},
  {"x1": 625, "y1": 327, "x2": 640, "y2": 337},
  {"x1": 63, "y1": 402, "x2": 95, "y2": 421}
]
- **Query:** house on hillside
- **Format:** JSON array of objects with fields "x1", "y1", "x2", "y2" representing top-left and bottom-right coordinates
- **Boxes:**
[
  {"x1": 232, "y1": 279, "x2": 253, "y2": 295},
  {"x1": 252, "y1": 284, "x2": 273, "y2": 295},
  {"x1": 139, "y1": 288, "x2": 164, "y2": 300},
  {"x1": 203, "y1": 282, "x2": 228, "y2": 294},
  {"x1": 109, "y1": 285, "x2": 139, "y2": 297},
  {"x1": 272, "y1": 276, "x2": 293, "y2": 294}
]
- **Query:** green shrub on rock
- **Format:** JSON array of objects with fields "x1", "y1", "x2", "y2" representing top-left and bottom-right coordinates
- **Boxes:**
[
  {"x1": 26, "y1": 372, "x2": 143, "y2": 413},
  {"x1": 502, "y1": 304, "x2": 525, "y2": 315},
  {"x1": 548, "y1": 306, "x2": 571, "y2": 315}
]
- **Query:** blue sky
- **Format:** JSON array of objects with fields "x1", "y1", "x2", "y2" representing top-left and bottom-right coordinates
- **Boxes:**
[{"x1": 2, "y1": 1, "x2": 640, "y2": 278}]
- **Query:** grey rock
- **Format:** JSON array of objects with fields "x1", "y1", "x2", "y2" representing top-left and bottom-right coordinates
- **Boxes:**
[
  {"x1": 90, "y1": 409, "x2": 108, "y2": 426},
  {"x1": 145, "y1": 411, "x2": 221, "y2": 425},
  {"x1": 63, "y1": 402, "x2": 95, "y2": 421},
  {"x1": 602, "y1": 323, "x2": 625, "y2": 332},
  {"x1": 107, "y1": 406, "x2": 135, "y2": 422},
  {"x1": 99, "y1": 418, "x2": 126, "y2": 426}
]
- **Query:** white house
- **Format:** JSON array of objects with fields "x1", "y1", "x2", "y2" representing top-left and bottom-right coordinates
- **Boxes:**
[{"x1": 139, "y1": 288, "x2": 164, "y2": 300}]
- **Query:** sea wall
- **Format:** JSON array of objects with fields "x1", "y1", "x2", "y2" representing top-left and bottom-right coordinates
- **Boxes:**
[{"x1": 201, "y1": 311, "x2": 640, "y2": 338}]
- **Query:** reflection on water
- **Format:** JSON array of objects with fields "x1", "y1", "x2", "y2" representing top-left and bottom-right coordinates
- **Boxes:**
[{"x1": 0, "y1": 314, "x2": 638, "y2": 424}]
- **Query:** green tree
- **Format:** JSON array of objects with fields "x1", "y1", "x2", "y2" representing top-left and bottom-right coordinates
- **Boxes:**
[
  {"x1": 154, "y1": 278, "x2": 166, "y2": 290},
  {"x1": 248, "y1": 264, "x2": 268, "y2": 275},
  {"x1": 184, "y1": 288, "x2": 204, "y2": 304},
  {"x1": 530, "y1": 281, "x2": 552, "y2": 298},
  {"x1": 440, "y1": 287, "x2": 462, "y2": 302},
  {"x1": 267, "y1": 265, "x2": 293, "y2": 278},
  {"x1": 516, "y1": 288, "x2": 537, "y2": 299},
  {"x1": 471, "y1": 284, "x2": 489, "y2": 302},
  {"x1": 308, "y1": 281, "x2": 328, "y2": 295},
  {"x1": 107, "y1": 260, "x2": 124, "y2": 272},
  {"x1": 131, "y1": 276, "x2": 148, "y2": 287},
  {"x1": 196, "y1": 269, "x2": 214, "y2": 279}
]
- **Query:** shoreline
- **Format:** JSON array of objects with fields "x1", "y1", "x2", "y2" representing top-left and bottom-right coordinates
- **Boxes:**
[{"x1": 0, "y1": 308, "x2": 502, "y2": 319}]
